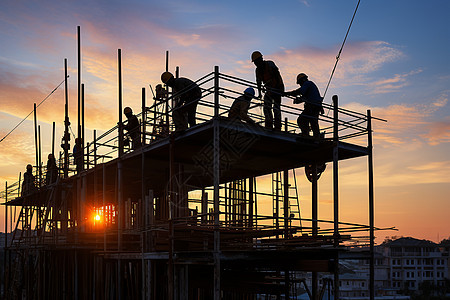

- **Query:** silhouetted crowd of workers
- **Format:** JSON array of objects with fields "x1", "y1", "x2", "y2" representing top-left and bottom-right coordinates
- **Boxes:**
[{"x1": 21, "y1": 51, "x2": 324, "y2": 195}]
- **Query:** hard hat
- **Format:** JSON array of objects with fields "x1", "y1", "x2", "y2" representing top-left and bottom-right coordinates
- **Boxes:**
[
  {"x1": 124, "y1": 107, "x2": 132, "y2": 114},
  {"x1": 251, "y1": 51, "x2": 263, "y2": 62},
  {"x1": 26, "y1": 164, "x2": 32, "y2": 170},
  {"x1": 244, "y1": 87, "x2": 255, "y2": 97},
  {"x1": 296, "y1": 73, "x2": 308, "y2": 83},
  {"x1": 161, "y1": 72, "x2": 174, "y2": 83}
]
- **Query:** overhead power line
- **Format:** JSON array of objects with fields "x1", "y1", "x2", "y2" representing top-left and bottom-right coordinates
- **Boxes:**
[{"x1": 0, "y1": 76, "x2": 69, "y2": 144}]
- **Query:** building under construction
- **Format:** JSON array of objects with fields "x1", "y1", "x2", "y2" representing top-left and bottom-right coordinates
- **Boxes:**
[{"x1": 1, "y1": 45, "x2": 384, "y2": 299}]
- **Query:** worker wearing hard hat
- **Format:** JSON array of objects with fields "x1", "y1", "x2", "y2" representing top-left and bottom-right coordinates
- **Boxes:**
[
  {"x1": 251, "y1": 51, "x2": 285, "y2": 131},
  {"x1": 161, "y1": 71, "x2": 202, "y2": 132},
  {"x1": 123, "y1": 107, "x2": 142, "y2": 149},
  {"x1": 21, "y1": 164, "x2": 36, "y2": 196},
  {"x1": 228, "y1": 87, "x2": 256, "y2": 125},
  {"x1": 283, "y1": 73, "x2": 323, "y2": 139}
]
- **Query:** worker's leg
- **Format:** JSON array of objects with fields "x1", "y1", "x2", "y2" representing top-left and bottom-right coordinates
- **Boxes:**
[
  {"x1": 263, "y1": 94, "x2": 273, "y2": 129},
  {"x1": 297, "y1": 113, "x2": 310, "y2": 136},
  {"x1": 187, "y1": 101, "x2": 198, "y2": 127},
  {"x1": 131, "y1": 132, "x2": 142, "y2": 149},
  {"x1": 172, "y1": 108, "x2": 188, "y2": 131}
]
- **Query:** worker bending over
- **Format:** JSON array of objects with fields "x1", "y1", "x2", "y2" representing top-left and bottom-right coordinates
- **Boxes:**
[{"x1": 161, "y1": 72, "x2": 202, "y2": 132}]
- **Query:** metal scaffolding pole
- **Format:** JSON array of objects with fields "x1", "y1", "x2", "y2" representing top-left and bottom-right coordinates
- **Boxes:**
[
  {"x1": 368, "y1": 110, "x2": 375, "y2": 300},
  {"x1": 213, "y1": 65, "x2": 221, "y2": 300},
  {"x1": 63, "y1": 59, "x2": 70, "y2": 178},
  {"x1": 332, "y1": 95, "x2": 340, "y2": 300}
]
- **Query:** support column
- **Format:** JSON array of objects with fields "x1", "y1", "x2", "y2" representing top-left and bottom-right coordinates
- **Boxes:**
[
  {"x1": 311, "y1": 164, "x2": 318, "y2": 300},
  {"x1": 368, "y1": 110, "x2": 375, "y2": 300},
  {"x1": 142, "y1": 87, "x2": 146, "y2": 145},
  {"x1": 63, "y1": 59, "x2": 69, "y2": 178},
  {"x1": 332, "y1": 95, "x2": 340, "y2": 300},
  {"x1": 213, "y1": 65, "x2": 221, "y2": 300},
  {"x1": 283, "y1": 170, "x2": 289, "y2": 238}
]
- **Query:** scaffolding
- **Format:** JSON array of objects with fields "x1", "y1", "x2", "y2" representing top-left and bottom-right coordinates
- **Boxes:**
[{"x1": 1, "y1": 58, "x2": 385, "y2": 299}]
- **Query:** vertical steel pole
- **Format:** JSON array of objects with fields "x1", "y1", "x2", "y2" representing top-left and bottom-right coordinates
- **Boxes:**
[
  {"x1": 118, "y1": 49, "x2": 124, "y2": 158},
  {"x1": 4, "y1": 181, "x2": 7, "y2": 277},
  {"x1": 38, "y1": 125, "x2": 42, "y2": 187},
  {"x1": 165, "y1": 50, "x2": 169, "y2": 72},
  {"x1": 34, "y1": 103, "x2": 39, "y2": 180},
  {"x1": 103, "y1": 163, "x2": 106, "y2": 251},
  {"x1": 142, "y1": 87, "x2": 146, "y2": 146},
  {"x1": 52, "y1": 122, "x2": 55, "y2": 156},
  {"x1": 94, "y1": 130, "x2": 97, "y2": 168},
  {"x1": 368, "y1": 110, "x2": 375, "y2": 300},
  {"x1": 82, "y1": 83, "x2": 85, "y2": 170},
  {"x1": 332, "y1": 95, "x2": 340, "y2": 300},
  {"x1": 116, "y1": 50, "x2": 123, "y2": 300},
  {"x1": 283, "y1": 170, "x2": 289, "y2": 238},
  {"x1": 249, "y1": 177, "x2": 253, "y2": 228},
  {"x1": 64, "y1": 59, "x2": 69, "y2": 178},
  {"x1": 213, "y1": 66, "x2": 221, "y2": 300},
  {"x1": 165, "y1": 51, "x2": 170, "y2": 129},
  {"x1": 312, "y1": 164, "x2": 318, "y2": 300},
  {"x1": 77, "y1": 26, "x2": 81, "y2": 156},
  {"x1": 168, "y1": 136, "x2": 174, "y2": 300}
]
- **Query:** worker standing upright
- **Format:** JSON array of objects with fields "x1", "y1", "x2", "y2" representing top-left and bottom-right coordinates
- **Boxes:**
[
  {"x1": 73, "y1": 138, "x2": 83, "y2": 173},
  {"x1": 22, "y1": 164, "x2": 36, "y2": 196},
  {"x1": 161, "y1": 72, "x2": 202, "y2": 132},
  {"x1": 251, "y1": 51, "x2": 285, "y2": 131},
  {"x1": 45, "y1": 153, "x2": 58, "y2": 185},
  {"x1": 123, "y1": 107, "x2": 142, "y2": 149},
  {"x1": 284, "y1": 73, "x2": 323, "y2": 139}
]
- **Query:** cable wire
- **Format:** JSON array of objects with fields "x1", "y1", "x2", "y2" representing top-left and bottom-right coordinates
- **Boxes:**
[
  {"x1": 0, "y1": 76, "x2": 68, "y2": 143},
  {"x1": 322, "y1": 0, "x2": 361, "y2": 100}
]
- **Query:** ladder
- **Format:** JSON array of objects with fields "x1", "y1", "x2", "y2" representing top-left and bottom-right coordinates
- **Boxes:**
[{"x1": 272, "y1": 169, "x2": 301, "y2": 233}]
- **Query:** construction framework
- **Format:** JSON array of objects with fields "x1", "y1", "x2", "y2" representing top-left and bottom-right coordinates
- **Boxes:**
[{"x1": 1, "y1": 50, "x2": 384, "y2": 299}]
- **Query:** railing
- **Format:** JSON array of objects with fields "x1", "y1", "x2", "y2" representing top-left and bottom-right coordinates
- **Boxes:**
[{"x1": 1, "y1": 68, "x2": 373, "y2": 199}]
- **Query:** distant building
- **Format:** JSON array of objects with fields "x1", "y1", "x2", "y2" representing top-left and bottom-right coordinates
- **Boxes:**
[
  {"x1": 377, "y1": 237, "x2": 449, "y2": 293},
  {"x1": 316, "y1": 237, "x2": 449, "y2": 299}
]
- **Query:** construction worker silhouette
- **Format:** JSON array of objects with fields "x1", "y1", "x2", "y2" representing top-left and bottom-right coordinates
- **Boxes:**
[
  {"x1": 228, "y1": 87, "x2": 256, "y2": 124},
  {"x1": 252, "y1": 51, "x2": 285, "y2": 131},
  {"x1": 284, "y1": 73, "x2": 323, "y2": 139},
  {"x1": 21, "y1": 164, "x2": 36, "y2": 196},
  {"x1": 45, "y1": 153, "x2": 58, "y2": 185},
  {"x1": 161, "y1": 72, "x2": 202, "y2": 132},
  {"x1": 73, "y1": 138, "x2": 83, "y2": 173},
  {"x1": 155, "y1": 84, "x2": 168, "y2": 101},
  {"x1": 123, "y1": 107, "x2": 142, "y2": 149}
]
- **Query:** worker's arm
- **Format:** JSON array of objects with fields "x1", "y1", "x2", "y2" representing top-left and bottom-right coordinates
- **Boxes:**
[{"x1": 255, "y1": 69, "x2": 262, "y2": 99}]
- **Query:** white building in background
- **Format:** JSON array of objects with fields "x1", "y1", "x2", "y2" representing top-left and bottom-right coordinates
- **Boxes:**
[
  {"x1": 378, "y1": 237, "x2": 449, "y2": 292},
  {"x1": 316, "y1": 237, "x2": 449, "y2": 299}
]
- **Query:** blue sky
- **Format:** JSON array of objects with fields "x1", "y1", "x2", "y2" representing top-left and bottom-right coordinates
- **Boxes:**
[{"x1": 0, "y1": 0, "x2": 449, "y2": 243}]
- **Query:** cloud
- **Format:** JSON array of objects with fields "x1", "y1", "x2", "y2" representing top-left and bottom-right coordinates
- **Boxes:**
[
  {"x1": 258, "y1": 41, "x2": 405, "y2": 91},
  {"x1": 342, "y1": 93, "x2": 449, "y2": 147},
  {"x1": 422, "y1": 119, "x2": 450, "y2": 145},
  {"x1": 369, "y1": 69, "x2": 423, "y2": 94}
]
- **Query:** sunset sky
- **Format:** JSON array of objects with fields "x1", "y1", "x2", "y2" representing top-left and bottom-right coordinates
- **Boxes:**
[{"x1": 0, "y1": 0, "x2": 449, "y2": 244}]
